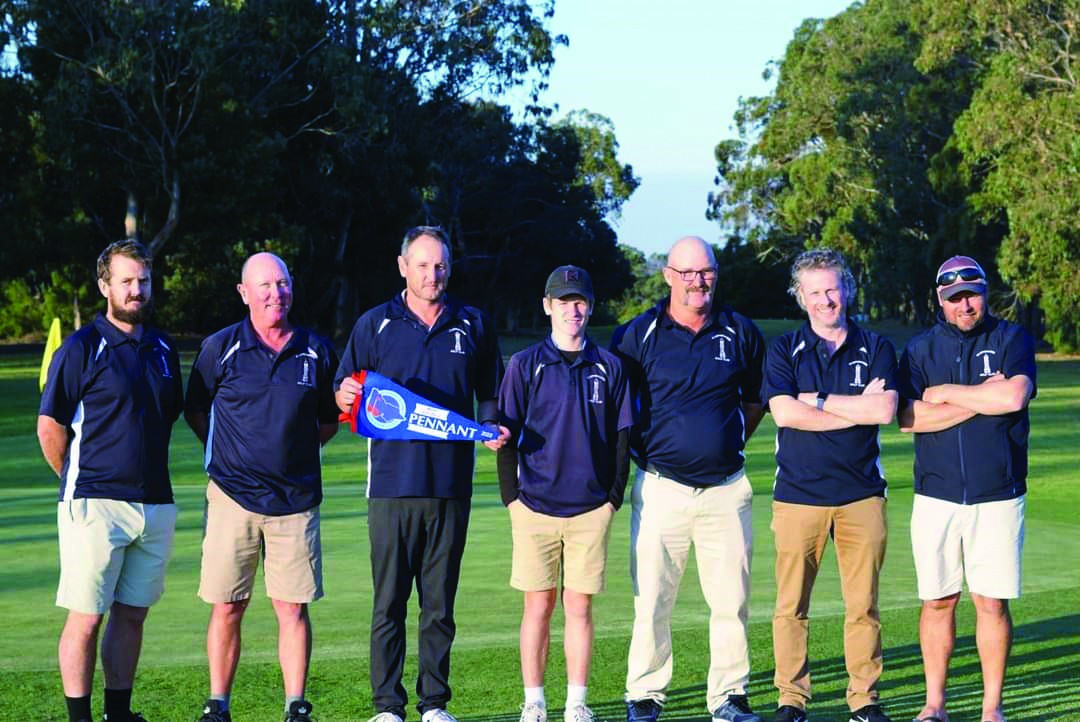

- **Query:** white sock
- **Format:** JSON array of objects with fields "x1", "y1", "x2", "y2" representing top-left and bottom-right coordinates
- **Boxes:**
[
  {"x1": 421, "y1": 710, "x2": 442, "y2": 722},
  {"x1": 566, "y1": 684, "x2": 587, "y2": 707},
  {"x1": 524, "y1": 686, "x2": 546, "y2": 707}
]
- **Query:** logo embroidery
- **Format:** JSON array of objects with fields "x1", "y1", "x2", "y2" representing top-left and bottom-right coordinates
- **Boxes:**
[
  {"x1": 711, "y1": 332, "x2": 733, "y2": 362},
  {"x1": 848, "y1": 359, "x2": 868, "y2": 388},
  {"x1": 298, "y1": 358, "x2": 313, "y2": 386},
  {"x1": 365, "y1": 387, "x2": 407, "y2": 430},
  {"x1": 587, "y1": 374, "x2": 605, "y2": 404},
  {"x1": 156, "y1": 350, "x2": 172, "y2": 378},
  {"x1": 449, "y1": 328, "x2": 466, "y2": 355},
  {"x1": 977, "y1": 349, "x2": 997, "y2": 377}
]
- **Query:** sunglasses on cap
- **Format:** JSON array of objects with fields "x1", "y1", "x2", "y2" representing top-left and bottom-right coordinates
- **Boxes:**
[{"x1": 936, "y1": 267, "x2": 985, "y2": 287}]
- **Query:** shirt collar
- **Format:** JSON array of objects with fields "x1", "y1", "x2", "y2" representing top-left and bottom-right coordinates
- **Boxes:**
[
  {"x1": 936, "y1": 310, "x2": 997, "y2": 338},
  {"x1": 655, "y1": 299, "x2": 728, "y2": 333},
  {"x1": 387, "y1": 291, "x2": 464, "y2": 332},
  {"x1": 92, "y1": 313, "x2": 141, "y2": 346},
  {"x1": 795, "y1": 318, "x2": 866, "y2": 353},
  {"x1": 238, "y1": 317, "x2": 309, "y2": 354},
  {"x1": 539, "y1": 335, "x2": 601, "y2": 366}
]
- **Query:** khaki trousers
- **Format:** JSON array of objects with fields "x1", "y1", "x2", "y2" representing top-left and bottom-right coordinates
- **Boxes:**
[
  {"x1": 771, "y1": 496, "x2": 887, "y2": 711},
  {"x1": 626, "y1": 469, "x2": 754, "y2": 712}
]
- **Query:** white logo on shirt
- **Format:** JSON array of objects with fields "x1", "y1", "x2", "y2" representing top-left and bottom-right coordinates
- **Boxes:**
[
  {"x1": 977, "y1": 349, "x2": 997, "y2": 377},
  {"x1": 849, "y1": 359, "x2": 868, "y2": 388},
  {"x1": 449, "y1": 328, "x2": 466, "y2": 355},
  {"x1": 298, "y1": 358, "x2": 313, "y2": 386},
  {"x1": 587, "y1": 374, "x2": 605, "y2": 404},
  {"x1": 712, "y1": 332, "x2": 733, "y2": 362}
]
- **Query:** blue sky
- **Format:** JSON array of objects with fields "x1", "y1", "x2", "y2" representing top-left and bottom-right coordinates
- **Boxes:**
[{"x1": 527, "y1": 0, "x2": 854, "y2": 256}]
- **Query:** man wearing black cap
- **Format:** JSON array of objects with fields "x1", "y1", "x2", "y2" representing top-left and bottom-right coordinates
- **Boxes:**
[
  {"x1": 897, "y1": 256, "x2": 1036, "y2": 722},
  {"x1": 498, "y1": 266, "x2": 633, "y2": 722}
]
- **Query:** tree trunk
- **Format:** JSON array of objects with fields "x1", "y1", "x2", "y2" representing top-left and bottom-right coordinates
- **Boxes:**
[
  {"x1": 125, "y1": 191, "x2": 139, "y2": 239},
  {"x1": 149, "y1": 171, "x2": 180, "y2": 256}
]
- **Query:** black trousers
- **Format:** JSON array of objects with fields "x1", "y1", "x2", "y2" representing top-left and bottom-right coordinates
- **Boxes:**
[{"x1": 368, "y1": 497, "x2": 471, "y2": 717}]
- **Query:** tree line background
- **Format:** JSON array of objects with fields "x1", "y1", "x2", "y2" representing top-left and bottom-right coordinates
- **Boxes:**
[{"x1": 1, "y1": 1, "x2": 1076, "y2": 350}]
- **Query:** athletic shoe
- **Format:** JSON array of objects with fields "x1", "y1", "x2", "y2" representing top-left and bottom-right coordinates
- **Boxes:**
[
  {"x1": 849, "y1": 705, "x2": 891, "y2": 722},
  {"x1": 285, "y1": 699, "x2": 315, "y2": 722},
  {"x1": 103, "y1": 715, "x2": 148, "y2": 722},
  {"x1": 197, "y1": 700, "x2": 232, "y2": 722},
  {"x1": 626, "y1": 698, "x2": 663, "y2": 722},
  {"x1": 565, "y1": 704, "x2": 596, "y2": 722},
  {"x1": 520, "y1": 702, "x2": 548, "y2": 722},
  {"x1": 425, "y1": 711, "x2": 458, "y2": 722},
  {"x1": 367, "y1": 714, "x2": 404, "y2": 722},
  {"x1": 713, "y1": 695, "x2": 762, "y2": 722},
  {"x1": 774, "y1": 706, "x2": 808, "y2": 722}
]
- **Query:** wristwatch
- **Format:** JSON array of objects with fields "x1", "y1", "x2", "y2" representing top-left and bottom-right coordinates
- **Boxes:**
[{"x1": 816, "y1": 392, "x2": 828, "y2": 411}]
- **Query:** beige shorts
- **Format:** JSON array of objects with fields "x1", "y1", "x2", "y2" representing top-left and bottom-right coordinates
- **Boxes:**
[
  {"x1": 911, "y1": 493, "x2": 1025, "y2": 600},
  {"x1": 56, "y1": 498, "x2": 177, "y2": 614},
  {"x1": 509, "y1": 501, "x2": 614, "y2": 594},
  {"x1": 198, "y1": 480, "x2": 323, "y2": 604}
]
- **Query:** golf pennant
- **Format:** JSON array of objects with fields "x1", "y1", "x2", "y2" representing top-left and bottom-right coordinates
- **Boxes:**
[{"x1": 339, "y1": 370, "x2": 497, "y2": 442}]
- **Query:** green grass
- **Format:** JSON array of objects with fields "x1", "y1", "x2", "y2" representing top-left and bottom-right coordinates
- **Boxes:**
[{"x1": 1, "y1": 338, "x2": 1078, "y2": 721}]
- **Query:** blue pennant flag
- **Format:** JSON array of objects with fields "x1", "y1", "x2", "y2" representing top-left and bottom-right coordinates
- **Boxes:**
[{"x1": 339, "y1": 370, "x2": 497, "y2": 442}]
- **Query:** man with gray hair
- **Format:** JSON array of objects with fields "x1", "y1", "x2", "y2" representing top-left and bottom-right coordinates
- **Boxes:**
[
  {"x1": 613, "y1": 235, "x2": 766, "y2": 722},
  {"x1": 762, "y1": 248, "x2": 898, "y2": 722}
]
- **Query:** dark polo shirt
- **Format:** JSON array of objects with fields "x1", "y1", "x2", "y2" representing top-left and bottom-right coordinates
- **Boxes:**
[
  {"x1": 186, "y1": 319, "x2": 340, "y2": 515},
  {"x1": 499, "y1": 337, "x2": 634, "y2": 517},
  {"x1": 613, "y1": 300, "x2": 766, "y2": 486},
  {"x1": 335, "y1": 293, "x2": 503, "y2": 499},
  {"x1": 40, "y1": 313, "x2": 183, "y2": 503},
  {"x1": 764, "y1": 320, "x2": 898, "y2": 506},
  {"x1": 898, "y1": 313, "x2": 1036, "y2": 504}
]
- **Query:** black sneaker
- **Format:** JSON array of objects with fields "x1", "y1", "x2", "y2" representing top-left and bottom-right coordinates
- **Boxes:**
[
  {"x1": 197, "y1": 700, "x2": 232, "y2": 722},
  {"x1": 103, "y1": 714, "x2": 148, "y2": 722},
  {"x1": 774, "y1": 706, "x2": 808, "y2": 722},
  {"x1": 849, "y1": 705, "x2": 890, "y2": 722},
  {"x1": 713, "y1": 695, "x2": 762, "y2": 722},
  {"x1": 285, "y1": 700, "x2": 315, "y2": 722},
  {"x1": 626, "y1": 698, "x2": 663, "y2": 722}
]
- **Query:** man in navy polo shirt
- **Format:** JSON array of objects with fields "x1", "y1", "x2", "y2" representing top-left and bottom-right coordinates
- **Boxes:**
[
  {"x1": 613, "y1": 235, "x2": 766, "y2": 722},
  {"x1": 185, "y1": 252, "x2": 340, "y2": 722},
  {"x1": 38, "y1": 239, "x2": 183, "y2": 722},
  {"x1": 497, "y1": 266, "x2": 633, "y2": 722},
  {"x1": 897, "y1": 256, "x2": 1035, "y2": 722},
  {"x1": 763, "y1": 248, "x2": 898, "y2": 722},
  {"x1": 334, "y1": 226, "x2": 508, "y2": 722}
]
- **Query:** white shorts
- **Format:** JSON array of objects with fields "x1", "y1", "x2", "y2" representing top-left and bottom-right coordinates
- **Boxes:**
[
  {"x1": 910, "y1": 493, "x2": 1024, "y2": 600},
  {"x1": 57, "y1": 498, "x2": 178, "y2": 614}
]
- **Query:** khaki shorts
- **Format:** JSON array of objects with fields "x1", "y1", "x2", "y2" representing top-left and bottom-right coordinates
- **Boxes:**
[
  {"x1": 56, "y1": 498, "x2": 177, "y2": 614},
  {"x1": 509, "y1": 501, "x2": 614, "y2": 594},
  {"x1": 198, "y1": 480, "x2": 323, "y2": 604},
  {"x1": 911, "y1": 493, "x2": 1024, "y2": 600}
]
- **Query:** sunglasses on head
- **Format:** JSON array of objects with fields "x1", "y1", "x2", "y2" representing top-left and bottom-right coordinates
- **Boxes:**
[{"x1": 936, "y1": 267, "x2": 985, "y2": 287}]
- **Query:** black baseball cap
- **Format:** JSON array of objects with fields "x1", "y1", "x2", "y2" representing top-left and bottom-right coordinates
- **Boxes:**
[{"x1": 544, "y1": 265, "x2": 594, "y2": 302}]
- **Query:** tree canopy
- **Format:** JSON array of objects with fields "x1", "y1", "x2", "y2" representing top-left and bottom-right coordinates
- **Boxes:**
[
  {"x1": 711, "y1": 0, "x2": 1078, "y2": 349},
  {"x1": 0, "y1": 0, "x2": 638, "y2": 338}
]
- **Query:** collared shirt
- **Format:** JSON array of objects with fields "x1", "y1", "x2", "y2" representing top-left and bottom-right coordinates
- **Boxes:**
[
  {"x1": 613, "y1": 300, "x2": 765, "y2": 486},
  {"x1": 335, "y1": 293, "x2": 504, "y2": 499},
  {"x1": 499, "y1": 337, "x2": 634, "y2": 517},
  {"x1": 898, "y1": 313, "x2": 1036, "y2": 504},
  {"x1": 39, "y1": 313, "x2": 183, "y2": 503},
  {"x1": 763, "y1": 320, "x2": 898, "y2": 506},
  {"x1": 186, "y1": 319, "x2": 340, "y2": 515}
]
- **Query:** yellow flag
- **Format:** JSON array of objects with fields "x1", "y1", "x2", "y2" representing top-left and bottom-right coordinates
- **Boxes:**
[{"x1": 39, "y1": 317, "x2": 62, "y2": 392}]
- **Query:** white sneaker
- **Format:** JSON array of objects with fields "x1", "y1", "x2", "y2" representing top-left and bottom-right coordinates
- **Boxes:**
[
  {"x1": 564, "y1": 704, "x2": 596, "y2": 722},
  {"x1": 424, "y1": 710, "x2": 458, "y2": 722},
  {"x1": 520, "y1": 701, "x2": 548, "y2": 722},
  {"x1": 368, "y1": 714, "x2": 405, "y2": 722}
]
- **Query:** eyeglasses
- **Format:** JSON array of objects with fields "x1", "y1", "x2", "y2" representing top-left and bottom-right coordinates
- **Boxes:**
[
  {"x1": 666, "y1": 266, "x2": 717, "y2": 282},
  {"x1": 936, "y1": 267, "x2": 985, "y2": 287}
]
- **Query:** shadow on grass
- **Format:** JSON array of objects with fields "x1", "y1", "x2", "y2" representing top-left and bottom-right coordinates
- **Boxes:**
[{"x1": 459, "y1": 614, "x2": 1080, "y2": 722}]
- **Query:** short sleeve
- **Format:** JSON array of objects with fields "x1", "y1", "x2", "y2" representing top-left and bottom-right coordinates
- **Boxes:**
[
  {"x1": 39, "y1": 339, "x2": 86, "y2": 425},
  {"x1": 498, "y1": 352, "x2": 530, "y2": 437},
  {"x1": 762, "y1": 335, "x2": 799, "y2": 402},
  {"x1": 870, "y1": 335, "x2": 899, "y2": 390},
  {"x1": 740, "y1": 319, "x2": 766, "y2": 405},
  {"x1": 318, "y1": 340, "x2": 342, "y2": 425},
  {"x1": 185, "y1": 335, "x2": 221, "y2": 416}
]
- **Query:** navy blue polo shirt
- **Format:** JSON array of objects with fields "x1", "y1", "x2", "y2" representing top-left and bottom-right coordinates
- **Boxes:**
[
  {"x1": 898, "y1": 313, "x2": 1036, "y2": 504},
  {"x1": 764, "y1": 320, "x2": 898, "y2": 506},
  {"x1": 39, "y1": 313, "x2": 183, "y2": 503},
  {"x1": 186, "y1": 320, "x2": 340, "y2": 515},
  {"x1": 335, "y1": 293, "x2": 504, "y2": 499},
  {"x1": 612, "y1": 301, "x2": 765, "y2": 486},
  {"x1": 499, "y1": 337, "x2": 633, "y2": 517}
]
